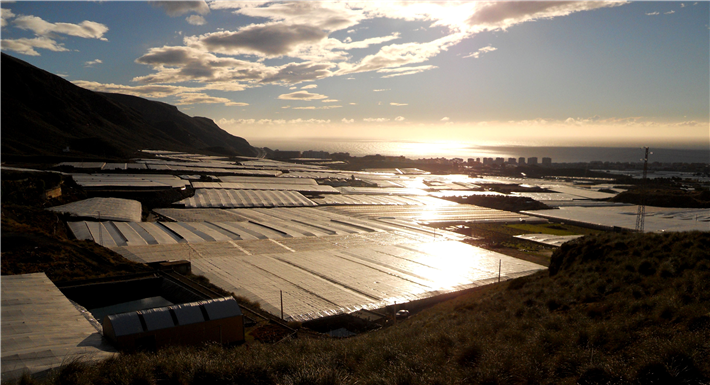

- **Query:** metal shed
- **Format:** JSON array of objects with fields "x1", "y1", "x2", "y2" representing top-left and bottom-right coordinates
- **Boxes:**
[{"x1": 103, "y1": 297, "x2": 244, "y2": 351}]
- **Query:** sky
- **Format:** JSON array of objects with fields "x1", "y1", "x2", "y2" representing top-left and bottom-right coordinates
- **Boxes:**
[{"x1": 1, "y1": 1, "x2": 708, "y2": 149}]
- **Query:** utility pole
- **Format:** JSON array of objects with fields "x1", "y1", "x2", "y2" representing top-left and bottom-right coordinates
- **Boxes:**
[{"x1": 635, "y1": 147, "x2": 650, "y2": 233}]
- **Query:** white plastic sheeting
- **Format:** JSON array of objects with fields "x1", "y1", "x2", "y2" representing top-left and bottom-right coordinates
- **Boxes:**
[
  {"x1": 73, "y1": 207, "x2": 466, "y2": 247},
  {"x1": 311, "y1": 195, "x2": 456, "y2": 206},
  {"x1": 113, "y1": 238, "x2": 545, "y2": 322},
  {"x1": 176, "y1": 189, "x2": 317, "y2": 208},
  {"x1": 72, "y1": 174, "x2": 189, "y2": 189},
  {"x1": 191, "y1": 182, "x2": 339, "y2": 194},
  {"x1": 324, "y1": 204, "x2": 546, "y2": 224},
  {"x1": 337, "y1": 187, "x2": 428, "y2": 196},
  {"x1": 513, "y1": 234, "x2": 585, "y2": 247},
  {"x1": 221, "y1": 176, "x2": 317, "y2": 185},
  {"x1": 1, "y1": 273, "x2": 116, "y2": 381},
  {"x1": 48, "y1": 197, "x2": 142, "y2": 222},
  {"x1": 523, "y1": 206, "x2": 710, "y2": 232}
]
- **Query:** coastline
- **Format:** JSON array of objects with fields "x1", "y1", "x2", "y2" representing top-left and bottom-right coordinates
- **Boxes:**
[{"x1": 250, "y1": 139, "x2": 710, "y2": 164}]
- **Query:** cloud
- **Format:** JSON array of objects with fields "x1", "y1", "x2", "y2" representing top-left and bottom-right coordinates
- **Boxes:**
[
  {"x1": 322, "y1": 99, "x2": 339, "y2": 103},
  {"x1": 1, "y1": 36, "x2": 68, "y2": 56},
  {"x1": 373, "y1": 89, "x2": 389, "y2": 92},
  {"x1": 377, "y1": 65, "x2": 438, "y2": 78},
  {"x1": 13, "y1": 15, "x2": 108, "y2": 40},
  {"x1": 342, "y1": 118, "x2": 354, "y2": 123},
  {"x1": 1, "y1": 8, "x2": 15, "y2": 27},
  {"x1": 133, "y1": 45, "x2": 269, "y2": 85},
  {"x1": 222, "y1": 1, "x2": 365, "y2": 32},
  {"x1": 301, "y1": 84, "x2": 317, "y2": 89},
  {"x1": 84, "y1": 58, "x2": 102, "y2": 67},
  {"x1": 463, "y1": 45, "x2": 497, "y2": 59},
  {"x1": 260, "y1": 62, "x2": 334, "y2": 84},
  {"x1": 645, "y1": 11, "x2": 660, "y2": 16},
  {"x1": 292, "y1": 105, "x2": 342, "y2": 110},
  {"x1": 277, "y1": 91, "x2": 329, "y2": 100},
  {"x1": 390, "y1": 103, "x2": 408, "y2": 106},
  {"x1": 174, "y1": 92, "x2": 248, "y2": 106},
  {"x1": 465, "y1": 1, "x2": 624, "y2": 33},
  {"x1": 74, "y1": 80, "x2": 249, "y2": 107},
  {"x1": 441, "y1": 117, "x2": 450, "y2": 121},
  {"x1": 364, "y1": 118, "x2": 390, "y2": 122},
  {"x1": 349, "y1": 102, "x2": 357, "y2": 105},
  {"x1": 152, "y1": 1, "x2": 209, "y2": 16},
  {"x1": 395, "y1": 116, "x2": 405, "y2": 121},
  {"x1": 287, "y1": 118, "x2": 331, "y2": 124},
  {"x1": 73, "y1": 80, "x2": 199, "y2": 98},
  {"x1": 186, "y1": 15, "x2": 206, "y2": 25},
  {"x1": 191, "y1": 23, "x2": 327, "y2": 57},
  {"x1": 281, "y1": 105, "x2": 290, "y2": 109},
  {"x1": 664, "y1": 10, "x2": 675, "y2": 15}
]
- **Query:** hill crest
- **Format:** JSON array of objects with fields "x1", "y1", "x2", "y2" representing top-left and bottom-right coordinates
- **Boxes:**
[{"x1": 1, "y1": 53, "x2": 256, "y2": 159}]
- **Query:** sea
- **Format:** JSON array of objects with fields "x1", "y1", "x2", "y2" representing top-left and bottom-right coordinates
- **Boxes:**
[{"x1": 250, "y1": 138, "x2": 710, "y2": 164}]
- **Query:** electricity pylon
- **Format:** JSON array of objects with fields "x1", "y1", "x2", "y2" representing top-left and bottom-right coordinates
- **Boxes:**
[{"x1": 635, "y1": 147, "x2": 650, "y2": 233}]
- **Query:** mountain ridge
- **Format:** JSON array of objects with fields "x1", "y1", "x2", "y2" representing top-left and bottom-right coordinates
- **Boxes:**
[{"x1": 1, "y1": 53, "x2": 256, "y2": 159}]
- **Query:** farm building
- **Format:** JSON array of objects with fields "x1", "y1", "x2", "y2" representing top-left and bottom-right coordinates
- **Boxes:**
[{"x1": 103, "y1": 297, "x2": 244, "y2": 351}]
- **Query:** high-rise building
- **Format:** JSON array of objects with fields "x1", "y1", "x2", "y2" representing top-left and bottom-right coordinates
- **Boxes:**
[
  {"x1": 518, "y1": 157, "x2": 526, "y2": 165},
  {"x1": 527, "y1": 157, "x2": 538, "y2": 165},
  {"x1": 508, "y1": 158, "x2": 517, "y2": 164},
  {"x1": 542, "y1": 157, "x2": 552, "y2": 166}
]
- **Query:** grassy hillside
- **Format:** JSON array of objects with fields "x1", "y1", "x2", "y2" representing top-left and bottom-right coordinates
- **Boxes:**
[{"x1": 14, "y1": 232, "x2": 709, "y2": 385}]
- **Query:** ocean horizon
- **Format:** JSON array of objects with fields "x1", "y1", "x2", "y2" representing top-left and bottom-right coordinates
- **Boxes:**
[{"x1": 249, "y1": 139, "x2": 710, "y2": 164}]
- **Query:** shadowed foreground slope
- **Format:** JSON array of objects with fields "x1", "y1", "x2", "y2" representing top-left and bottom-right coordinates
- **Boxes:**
[{"x1": 14, "y1": 232, "x2": 710, "y2": 385}]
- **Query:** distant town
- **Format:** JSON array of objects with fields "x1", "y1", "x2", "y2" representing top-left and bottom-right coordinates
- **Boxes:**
[{"x1": 267, "y1": 148, "x2": 710, "y2": 176}]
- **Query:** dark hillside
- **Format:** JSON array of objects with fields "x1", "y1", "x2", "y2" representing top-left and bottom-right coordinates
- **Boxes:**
[
  {"x1": 15, "y1": 232, "x2": 709, "y2": 385},
  {"x1": 1, "y1": 53, "x2": 256, "y2": 159}
]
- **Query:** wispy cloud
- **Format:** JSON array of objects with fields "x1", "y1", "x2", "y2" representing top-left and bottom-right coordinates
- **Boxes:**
[
  {"x1": 463, "y1": 45, "x2": 497, "y2": 59},
  {"x1": 292, "y1": 105, "x2": 341, "y2": 110},
  {"x1": 301, "y1": 84, "x2": 317, "y2": 89},
  {"x1": 645, "y1": 11, "x2": 660, "y2": 16},
  {"x1": 84, "y1": 58, "x2": 102, "y2": 67},
  {"x1": 390, "y1": 102, "x2": 408, "y2": 106},
  {"x1": 364, "y1": 118, "x2": 390, "y2": 122},
  {"x1": 277, "y1": 91, "x2": 329, "y2": 100},
  {"x1": 395, "y1": 116, "x2": 405, "y2": 121},
  {"x1": 373, "y1": 89, "x2": 389, "y2": 92},
  {"x1": 342, "y1": 118, "x2": 354, "y2": 123}
]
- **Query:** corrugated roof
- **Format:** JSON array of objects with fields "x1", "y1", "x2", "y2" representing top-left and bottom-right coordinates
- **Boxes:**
[
  {"x1": 202, "y1": 297, "x2": 243, "y2": 320},
  {"x1": 171, "y1": 303, "x2": 205, "y2": 325},
  {"x1": 176, "y1": 189, "x2": 317, "y2": 208},
  {"x1": 141, "y1": 308, "x2": 175, "y2": 331},
  {"x1": 47, "y1": 197, "x2": 142, "y2": 222},
  {"x1": 107, "y1": 312, "x2": 144, "y2": 337},
  {"x1": 104, "y1": 297, "x2": 241, "y2": 336}
]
